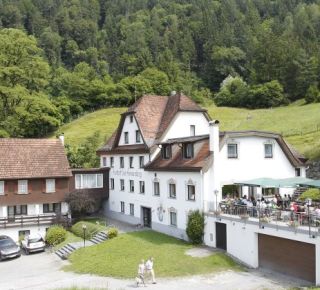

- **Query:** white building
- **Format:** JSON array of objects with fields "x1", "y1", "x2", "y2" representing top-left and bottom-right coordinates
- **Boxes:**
[{"x1": 98, "y1": 93, "x2": 306, "y2": 237}]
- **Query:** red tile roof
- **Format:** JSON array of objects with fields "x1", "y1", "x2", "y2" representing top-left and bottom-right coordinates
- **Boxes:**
[
  {"x1": 98, "y1": 93, "x2": 208, "y2": 153},
  {"x1": 0, "y1": 138, "x2": 72, "y2": 179}
]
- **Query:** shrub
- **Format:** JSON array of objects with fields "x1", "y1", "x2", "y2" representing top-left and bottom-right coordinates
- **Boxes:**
[
  {"x1": 186, "y1": 210, "x2": 205, "y2": 244},
  {"x1": 71, "y1": 221, "x2": 101, "y2": 239},
  {"x1": 107, "y1": 227, "x2": 118, "y2": 239},
  {"x1": 46, "y1": 225, "x2": 67, "y2": 245},
  {"x1": 299, "y1": 188, "x2": 320, "y2": 201}
]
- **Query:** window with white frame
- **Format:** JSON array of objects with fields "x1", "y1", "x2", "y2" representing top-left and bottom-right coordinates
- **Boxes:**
[
  {"x1": 136, "y1": 130, "x2": 141, "y2": 143},
  {"x1": 46, "y1": 179, "x2": 55, "y2": 193},
  {"x1": 139, "y1": 156, "x2": 144, "y2": 168},
  {"x1": 124, "y1": 132, "x2": 129, "y2": 144},
  {"x1": 129, "y1": 180, "x2": 134, "y2": 192},
  {"x1": 120, "y1": 157, "x2": 124, "y2": 168},
  {"x1": 110, "y1": 157, "x2": 114, "y2": 168},
  {"x1": 130, "y1": 203, "x2": 134, "y2": 215},
  {"x1": 190, "y1": 125, "x2": 195, "y2": 136},
  {"x1": 129, "y1": 156, "x2": 134, "y2": 168},
  {"x1": 169, "y1": 182, "x2": 176, "y2": 199},
  {"x1": 139, "y1": 181, "x2": 145, "y2": 194},
  {"x1": 120, "y1": 201, "x2": 125, "y2": 213},
  {"x1": 43, "y1": 203, "x2": 61, "y2": 213},
  {"x1": 0, "y1": 181, "x2": 4, "y2": 195},
  {"x1": 130, "y1": 115, "x2": 134, "y2": 123},
  {"x1": 227, "y1": 143, "x2": 238, "y2": 158},
  {"x1": 110, "y1": 178, "x2": 114, "y2": 190},
  {"x1": 169, "y1": 209, "x2": 177, "y2": 227},
  {"x1": 18, "y1": 180, "x2": 28, "y2": 194},
  {"x1": 264, "y1": 143, "x2": 273, "y2": 158},
  {"x1": 102, "y1": 157, "x2": 107, "y2": 167},
  {"x1": 187, "y1": 184, "x2": 196, "y2": 201},
  {"x1": 153, "y1": 180, "x2": 160, "y2": 196},
  {"x1": 120, "y1": 179, "x2": 125, "y2": 191},
  {"x1": 75, "y1": 174, "x2": 103, "y2": 189},
  {"x1": 8, "y1": 205, "x2": 27, "y2": 216}
]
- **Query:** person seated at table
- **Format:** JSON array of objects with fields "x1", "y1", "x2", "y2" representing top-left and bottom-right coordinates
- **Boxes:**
[
  {"x1": 241, "y1": 195, "x2": 249, "y2": 205},
  {"x1": 283, "y1": 194, "x2": 289, "y2": 209},
  {"x1": 290, "y1": 202, "x2": 298, "y2": 212},
  {"x1": 250, "y1": 196, "x2": 257, "y2": 207}
]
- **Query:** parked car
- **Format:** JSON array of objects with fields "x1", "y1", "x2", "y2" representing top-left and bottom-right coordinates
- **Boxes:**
[
  {"x1": 0, "y1": 235, "x2": 21, "y2": 261},
  {"x1": 21, "y1": 234, "x2": 45, "y2": 254}
]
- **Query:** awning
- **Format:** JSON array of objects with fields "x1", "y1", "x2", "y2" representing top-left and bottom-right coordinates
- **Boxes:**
[
  {"x1": 235, "y1": 177, "x2": 315, "y2": 188},
  {"x1": 234, "y1": 178, "x2": 280, "y2": 188},
  {"x1": 298, "y1": 180, "x2": 320, "y2": 188}
]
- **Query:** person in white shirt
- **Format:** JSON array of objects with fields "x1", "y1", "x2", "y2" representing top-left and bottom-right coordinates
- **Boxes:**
[
  {"x1": 145, "y1": 257, "x2": 156, "y2": 284},
  {"x1": 137, "y1": 259, "x2": 146, "y2": 287}
]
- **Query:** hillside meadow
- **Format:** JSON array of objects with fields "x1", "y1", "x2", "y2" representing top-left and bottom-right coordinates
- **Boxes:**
[{"x1": 57, "y1": 101, "x2": 320, "y2": 160}]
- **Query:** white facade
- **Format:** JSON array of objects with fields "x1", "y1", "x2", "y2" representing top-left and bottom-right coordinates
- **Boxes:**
[{"x1": 102, "y1": 108, "x2": 306, "y2": 239}]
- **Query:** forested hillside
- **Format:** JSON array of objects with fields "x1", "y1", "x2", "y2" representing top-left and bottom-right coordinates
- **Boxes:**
[{"x1": 0, "y1": 0, "x2": 320, "y2": 138}]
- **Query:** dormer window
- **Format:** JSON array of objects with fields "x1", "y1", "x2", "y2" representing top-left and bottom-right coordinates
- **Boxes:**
[
  {"x1": 162, "y1": 145, "x2": 172, "y2": 159},
  {"x1": 183, "y1": 143, "x2": 194, "y2": 159},
  {"x1": 136, "y1": 130, "x2": 141, "y2": 143},
  {"x1": 130, "y1": 115, "x2": 134, "y2": 123},
  {"x1": 124, "y1": 132, "x2": 129, "y2": 144}
]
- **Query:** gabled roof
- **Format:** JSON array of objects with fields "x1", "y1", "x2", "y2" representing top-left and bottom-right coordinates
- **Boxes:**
[
  {"x1": 98, "y1": 93, "x2": 208, "y2": 154},
  {"x1": 0, "y1": 138, "x2": 72, "y2": 179}
]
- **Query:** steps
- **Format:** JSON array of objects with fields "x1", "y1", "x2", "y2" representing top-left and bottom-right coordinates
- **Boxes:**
[
  {"x1": 89, "y1": 231, "x2": 108, "y2": 244},
  {"x1": 55, "y1": 243, "x2": 77, "y2": 259},
  {"x1": 55, "y1": 231, "x2": 108, "y2": 259},
  {"x1": 293, "y1": 186, "x2": 308, "y2": 200}
]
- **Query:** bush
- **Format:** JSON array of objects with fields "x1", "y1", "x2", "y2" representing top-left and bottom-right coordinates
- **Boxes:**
[
  {"x1": 107, "y1": 227, "x2": 118, "y2": 239},
  {"x1": 71, "y1": 221, "x2": 101, "y2": 239},
  {"x1": 46, "y1": 225, "x2": 67, "y2": 245},
  {"x1": 299, "y1": 188, "x2": 320, "y2": 201},
  {"x1": 186, "y1": 210, "x2": 205, "y2": 244}
]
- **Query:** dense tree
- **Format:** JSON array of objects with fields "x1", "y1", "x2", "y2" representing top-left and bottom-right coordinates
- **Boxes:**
[{"x1": 1, "y1": 1, "x2": 320, "y2": 137}]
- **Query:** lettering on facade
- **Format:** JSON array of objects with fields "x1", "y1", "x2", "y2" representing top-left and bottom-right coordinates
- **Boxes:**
[{"x1": 111, "y1": 170, "x2": 142, "y2": 179}]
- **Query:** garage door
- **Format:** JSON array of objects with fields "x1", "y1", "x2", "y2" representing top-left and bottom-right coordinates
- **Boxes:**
[{"x1": 258, "y1": 234, "x2": 315, "y2": 283}]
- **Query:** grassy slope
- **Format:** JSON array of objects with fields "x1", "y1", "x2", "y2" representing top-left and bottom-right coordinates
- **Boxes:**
[
  {"x1": 56, "y1": 101, "x2": 320, "y2": 159},
  {"x1": 64, "y1": 231, "x2": 240, "y2": 278}
]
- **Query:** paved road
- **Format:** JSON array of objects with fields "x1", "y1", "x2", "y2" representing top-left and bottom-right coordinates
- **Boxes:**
[{"x1": 0, "y1": 251, "x2": 308, "y2": 290}]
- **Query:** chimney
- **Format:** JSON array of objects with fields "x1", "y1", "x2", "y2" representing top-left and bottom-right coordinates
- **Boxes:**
[
  {"x1": 59, "y1": 133, "x2": 65, "y2": 145},
  {"x1": 209, "y1": 120, "x2": 219, "y2": 153}
]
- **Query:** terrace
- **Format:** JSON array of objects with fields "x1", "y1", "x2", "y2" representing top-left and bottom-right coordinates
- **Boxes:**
[{"x1": 0, "y1": 213, "x2": 69, "y2": 229}]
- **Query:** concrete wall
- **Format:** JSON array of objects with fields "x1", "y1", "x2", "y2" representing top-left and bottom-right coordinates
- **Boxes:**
[{"x1": 204, "y1": 215, "x2": 320, "y2": 284}]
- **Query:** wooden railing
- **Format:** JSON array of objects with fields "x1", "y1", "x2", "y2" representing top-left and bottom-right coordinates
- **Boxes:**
[{"x1": 0, "y1": 213, "x2": 70, "y2": 228}]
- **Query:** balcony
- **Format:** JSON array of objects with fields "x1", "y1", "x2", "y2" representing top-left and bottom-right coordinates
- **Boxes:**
[{"x1": 0, "y1": 214, "x2": 70, "y2": 229}]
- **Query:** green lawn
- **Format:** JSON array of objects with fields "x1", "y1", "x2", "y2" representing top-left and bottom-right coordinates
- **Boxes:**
[
  {"x1": 64, "y1": 231, "x2": 241, "y2": 278},
  {"x1": 55, "y1": 100, "x2": 320, "y2": 159}
]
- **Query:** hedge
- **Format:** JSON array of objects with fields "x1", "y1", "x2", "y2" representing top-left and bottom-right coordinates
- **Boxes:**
[
  {"x1": 71, "y1": 221, "x2": 102, "y2": 239},
  {"x1": 46, "y1": 225, "x2": 67, "y2": 245}
]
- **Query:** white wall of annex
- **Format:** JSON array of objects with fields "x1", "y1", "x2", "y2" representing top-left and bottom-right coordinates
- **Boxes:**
[{"x1": 219, "y1": 136, "x2": 302, "y2": 186}]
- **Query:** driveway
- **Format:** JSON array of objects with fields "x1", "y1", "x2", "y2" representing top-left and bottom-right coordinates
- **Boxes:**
[{"x1": 0, "y1": 251, "x2": 308, "y2": 290}]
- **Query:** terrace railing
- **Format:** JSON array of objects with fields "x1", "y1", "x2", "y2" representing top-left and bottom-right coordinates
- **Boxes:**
[
  {"x1": 0, "y1": 213, "x2": 70, "y2": 229},
  {"x1": 220, "y1": 203, "x2": 320, "y2": 227}
]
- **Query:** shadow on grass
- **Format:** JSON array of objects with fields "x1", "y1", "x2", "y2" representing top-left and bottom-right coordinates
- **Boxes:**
[{"x1": 125, "y1": 230, "x2": 190, "y2": 246}]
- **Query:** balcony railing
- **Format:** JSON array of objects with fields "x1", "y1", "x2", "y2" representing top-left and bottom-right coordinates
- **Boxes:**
[
  {"x1": 0, "y1": 213, "x2": 70, "y2": 228},
  {"x1": 205, "y1": 201, "x2": 320, "y2": 235}
]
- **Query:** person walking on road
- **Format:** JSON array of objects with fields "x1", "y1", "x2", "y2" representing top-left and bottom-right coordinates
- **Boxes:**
[{"x1": 146, "y1": 257, "x2": 156, "y2": 284}]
